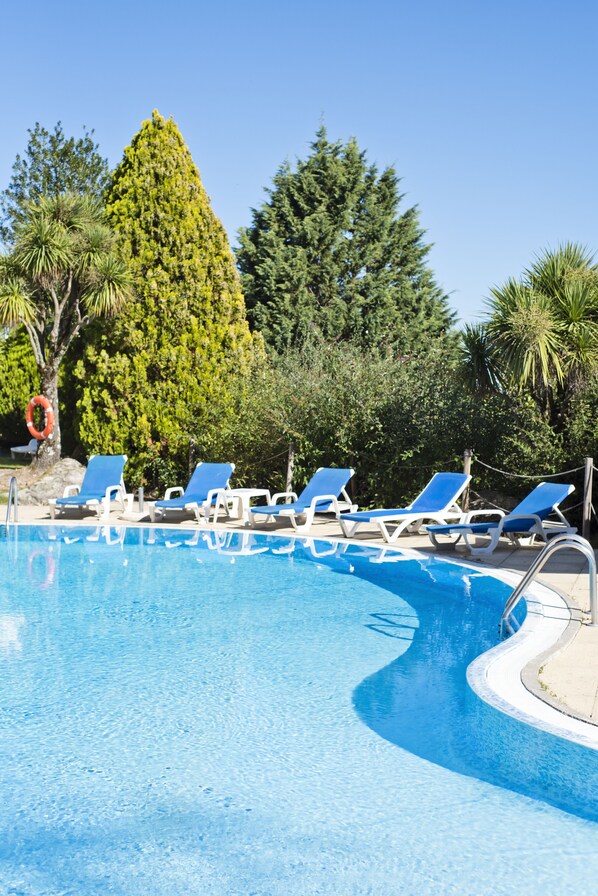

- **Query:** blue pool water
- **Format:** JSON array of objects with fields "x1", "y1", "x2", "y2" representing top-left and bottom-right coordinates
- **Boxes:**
[{"x1": 1, "y1": 525, "x2": 598, "y2": 895}]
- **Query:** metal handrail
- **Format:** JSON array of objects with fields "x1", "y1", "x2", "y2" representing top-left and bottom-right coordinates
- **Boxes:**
[
  {"x1": 5, "y1": 476, "x2": 18, "y2": 529},
  {"x1": 500, "y1": 533, "x2": 597, "y2": 638}
]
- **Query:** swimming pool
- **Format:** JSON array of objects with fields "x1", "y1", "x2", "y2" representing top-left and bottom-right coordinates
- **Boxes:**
[{"x1": 1, "y1": 524, "x2": 598, "y2": 895}]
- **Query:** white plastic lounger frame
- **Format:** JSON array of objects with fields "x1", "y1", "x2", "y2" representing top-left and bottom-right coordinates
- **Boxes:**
[
  {"x1": 338, "y1": 472, "x2": 471, "y2": 544},
  {"x1": 148, "y1": 486, "x2": 232, "y2": 524},
  {"x1": 251, "y1": 488, "x2": 355, "y2": 535},
  {"x1": 249, "y1": 467, "x2": 356, "y2": 535},
  {"x1": 427, "y1": 481, "x2": 576, "y2": 557},
  {"x1": 10, "y1": 438, "x2": 38, "y2": 458},
  {"x1": 428, "y1": 507, "x2": 576, "y2": 557},
  {"x1": 48, "y1": 455, "x2": 130, "y2": 521}
]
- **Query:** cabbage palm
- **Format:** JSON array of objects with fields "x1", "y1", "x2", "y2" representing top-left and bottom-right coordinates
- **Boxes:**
[
  {"x1": 0, "y1": 194, "x2": 131, "y2": 468},
  {"x1": 458, "y1": 322, "x2": 503, "y2": 394},
  {"x1": 487, "y1": 244, "x2": 598, "y2": 423}
]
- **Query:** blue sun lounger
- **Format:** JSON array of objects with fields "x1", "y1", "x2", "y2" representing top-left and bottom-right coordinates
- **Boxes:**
[
  {"x1": 148, "y1": 462, "x2": 235, "y2": 523},
  {"x1": 249, "y1": 467, "x2": 356, "y2": 534},
  {"x1": 426, "y1": 481, "x2": 576, "y2": 556},
  {"x1": 49, "y1": 454, "x2": 129, "y2": 520},
  {"x1": 338, "y1": 472, "x2": 471, "y2": 543}
]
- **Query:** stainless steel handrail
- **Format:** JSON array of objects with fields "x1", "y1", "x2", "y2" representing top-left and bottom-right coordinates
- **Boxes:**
[
  {"x1": 5, "y1": 476, "x2": 18, "y2": 529},
  {"x1": 500, "y1": 533, "x2": 597, "y2": 638}
]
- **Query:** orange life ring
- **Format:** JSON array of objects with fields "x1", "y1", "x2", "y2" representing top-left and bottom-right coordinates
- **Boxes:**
[{"x1": 26, "y1": 394, "x2": 54, "y2": 440}]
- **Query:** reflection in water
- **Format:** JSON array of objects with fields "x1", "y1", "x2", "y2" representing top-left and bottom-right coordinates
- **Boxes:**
[
  {"x1": 0, "y1": 615, "x2": 25, "y2": 653},
  {"x1": 27, "y1": 550, "x2": 56, "y2": 590},
  {"x1": 4, "y1": 523, "x2": 593, "y2": 823}
]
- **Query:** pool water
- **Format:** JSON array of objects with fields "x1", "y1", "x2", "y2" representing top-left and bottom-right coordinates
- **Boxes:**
[{"x1": 1, "y1": 525, "x2": 598, "y2": 896}]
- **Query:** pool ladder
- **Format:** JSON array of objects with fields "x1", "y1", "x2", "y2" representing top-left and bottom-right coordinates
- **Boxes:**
[
  {"x1": 4, "y1": 476, "x2": 18, "y2": 532},
  {"x1": 500, "y1": 533, "x2": 597, "y2": 638}
]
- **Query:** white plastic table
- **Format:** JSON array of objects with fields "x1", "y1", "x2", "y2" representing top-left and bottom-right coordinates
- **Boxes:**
[{"x1": 212, "y1": 488, "x2": 272, "y2": 524}]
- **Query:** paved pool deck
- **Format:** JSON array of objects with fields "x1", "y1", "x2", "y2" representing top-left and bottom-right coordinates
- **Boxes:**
[{"x1": 10, "y1": 501, "x2": 598, "y2": 728}]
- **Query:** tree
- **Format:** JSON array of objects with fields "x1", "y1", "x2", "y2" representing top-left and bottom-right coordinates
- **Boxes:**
[
  {"x1": 0, "y1": 327, "x2": 39, "y2": 446},
  {"x1": 237, "y1": 127, "x2": 455, "y2": 354},
  {"x1": 458, "y1": 322, "x2": 503, "y2": 394},
  {"x1": 0, "y1": 194, "x2": 132, "y2": 468},
  {"x1": 0, "y1": 122, "x2": 110, "y2": 245},
  {"x1": 487, "y1": 243, "x2": 598, "y2": 424},
  {"x1": 74, "y1": 110, "x2": 260, "y2": 486}
]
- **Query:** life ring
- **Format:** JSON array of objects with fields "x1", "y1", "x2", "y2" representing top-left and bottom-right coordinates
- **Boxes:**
[{"x1": 26, "y1": 395, "x2": 54, "y2": 440}]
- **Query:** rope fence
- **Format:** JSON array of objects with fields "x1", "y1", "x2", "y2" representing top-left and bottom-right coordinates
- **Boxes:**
[{"x1": 473, "y1": 458, "x2": 586, "y2": 479}]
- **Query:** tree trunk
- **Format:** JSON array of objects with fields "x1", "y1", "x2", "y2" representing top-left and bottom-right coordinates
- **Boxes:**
[{"x1": 31, "y1": 366, "x2": 61, "y2": 472}]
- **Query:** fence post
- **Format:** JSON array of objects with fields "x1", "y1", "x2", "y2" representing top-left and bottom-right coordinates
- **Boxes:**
[
  {"x1": 462, "y1": 448, "x2": 473, "y2": 513},
  {"x1": 286, "y1": 442, "x2": 295, "y2": 503},
  {"x1": 188, "y1": 438, "x2": 196, "y2": 478},
  {"x1": 583, "y1": 456, "x2": 593, "y2": 541}
]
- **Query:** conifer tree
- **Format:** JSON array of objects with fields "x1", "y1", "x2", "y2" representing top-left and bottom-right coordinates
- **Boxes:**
[
  {"x1": 0, "y1": 121, "x2": 109, "y2": 245},
  {"x1": 237, "y1": 128, "x2": 455, "y2": 353},
  {"x1": 75, "y1": 111, "x2": 259, "y2": 484}
]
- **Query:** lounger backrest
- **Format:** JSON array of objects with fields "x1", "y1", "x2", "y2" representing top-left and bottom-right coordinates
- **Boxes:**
[
  {"x1": 83, "y1": 455, "x2": 127, "y2": 493},
  {"x1": 297, "y1": 467, "x2": 354, "y2": 507},
  {"x1": 511, "y1": 482, "x2": 574, "y2": 519},
  {"x1": 184, "y1": 462, "x2": 235, "y2": 499},
  {"x1": 409, "y1": 472, "x2": 471, "y2": 513}
]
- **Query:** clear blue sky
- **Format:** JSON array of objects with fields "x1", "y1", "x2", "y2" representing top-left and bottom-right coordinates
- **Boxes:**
[{"x1": 1, "y1": 0, "x2": 596, "y2": 324}]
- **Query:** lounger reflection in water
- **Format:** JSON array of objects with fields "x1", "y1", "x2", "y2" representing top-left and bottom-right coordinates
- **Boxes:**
[
  {"x1": 427, "y1": 481, "x2": 576, "y2": 556},
  {"x1": 249, "y1": 467, "x2": 356, "y2": 534},
  {"x1": 338, "y1": 472, "x2": 471, "y2": 543},
  {"x1": 49, "y1": 455, "x2": 129, "y2": 520}
]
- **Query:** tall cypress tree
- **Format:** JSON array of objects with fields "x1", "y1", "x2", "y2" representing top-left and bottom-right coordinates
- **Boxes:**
[
  {"x1": 237, "y1": 128, "x2": 455, "y2": 353},
  {"x1": 74, "y1": 111, "x2": 259, "y2": 483}
]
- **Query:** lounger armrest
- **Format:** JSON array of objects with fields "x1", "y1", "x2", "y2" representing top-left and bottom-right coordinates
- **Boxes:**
[
  {"x1": 164, "y1": 486, "x2": 184, "y2": 500},
  {"x1": 497, "y1": 512, "x2": 543, "y2": 532},
  {"x1": 271, "y1": 491, "x2": 298, "y2": 504},
  {"x1": 309, "y1": 494, "x2": 342, "y2": 517},
  {"x1": 463, "y1": 509, "x2": 505, "y2": 523},
  {"x1": 63, "y1": 485, "x2": 81, "y2": 497}
]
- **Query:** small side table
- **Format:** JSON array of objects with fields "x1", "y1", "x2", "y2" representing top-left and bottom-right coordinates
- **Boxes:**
[{"x1": 214, "y1": 488, "x2": 272, "y2": 524}]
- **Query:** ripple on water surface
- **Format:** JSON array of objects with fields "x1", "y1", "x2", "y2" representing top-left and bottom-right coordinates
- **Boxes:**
[{"x1": 0, "y1": 526, "x2": 597, "y2": 896}]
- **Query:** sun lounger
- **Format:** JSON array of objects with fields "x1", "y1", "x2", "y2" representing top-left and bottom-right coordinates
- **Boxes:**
[
  {"x1": 10, "y1": 438, "x2": 38, "y2": 459},
  {"x1": 49, "y1": 455, "x2": 129, "y2": 520},
  {"x1": 148, "y1": 462, "x2": 235, "y2": 523},
  {"x1": 426, "y1": 481, "x2": 576, "y2": 556},
  {"x1": 337, "y1": 472, "x2": 471, "y2": 543},
  {"x1": 249, "y1": 467, "x2": 356, "y2": 534}
]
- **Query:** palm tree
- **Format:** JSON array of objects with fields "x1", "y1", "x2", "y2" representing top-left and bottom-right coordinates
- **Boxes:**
[
  {"x1": 458, "y1": 322, "x2": 503, "y2": 394},
  {"x1": 0, "y1": 194, "x2": 132, "y2": 468},
  {"x1": 487, "y1": 244, "x2": 598, "y2": 424}
]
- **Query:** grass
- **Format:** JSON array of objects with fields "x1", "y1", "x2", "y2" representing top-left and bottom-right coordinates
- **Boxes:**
[{"x1": 0, "y1": 457, "x2": 31, "y2": 470}]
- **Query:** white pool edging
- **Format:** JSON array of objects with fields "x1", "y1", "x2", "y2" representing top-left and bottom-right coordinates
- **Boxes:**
[{"x1": 463, "y1": 566, "x2": 598, "y2": 750}]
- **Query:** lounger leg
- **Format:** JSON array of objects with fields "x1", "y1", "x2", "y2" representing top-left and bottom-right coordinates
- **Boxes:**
[
  {"x1": 291, "y1": 511, "x2": 311, "y2": 535},
  {"x1": 468, "y1": 529, "x2": 500, "y2": 557},
  {"x1": 385, "y1": 519, "x2": 415, "y2": 544},
  {"x1": 429, "y1": 531, "x2": 463, "y2": 549},
  {"x1": 339, "y1": 518, "x2": 359, "y2": 538}
]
